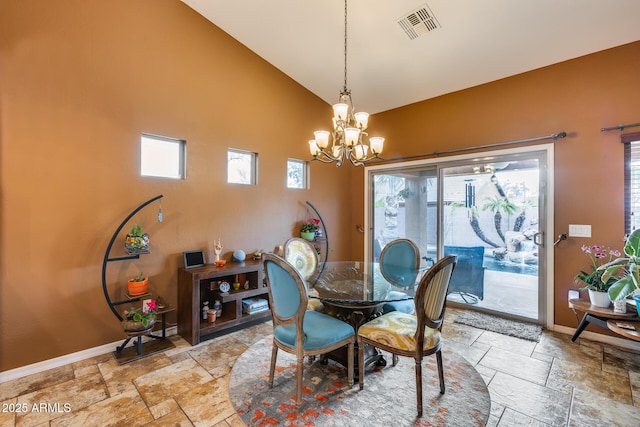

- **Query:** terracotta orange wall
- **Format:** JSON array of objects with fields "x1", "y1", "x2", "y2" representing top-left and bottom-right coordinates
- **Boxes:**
[
  {"x1": 351, "y1": 41, "x2": 640, "y2": 332},
  {"x1": 0, "y1": 0, "x2": 354, "y2": 371}
]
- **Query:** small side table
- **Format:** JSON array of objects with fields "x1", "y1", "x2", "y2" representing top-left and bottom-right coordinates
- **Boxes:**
[
  {"x1": 607, "y1": 320, "x2": 640, "y2": 342},
  {"x1": 568, "y1": 298, "x2": 637, "y2": 342}
]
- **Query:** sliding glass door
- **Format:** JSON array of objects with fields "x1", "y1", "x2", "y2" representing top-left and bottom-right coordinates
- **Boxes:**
[{"x1": 366, "y1": 147, "x2": 550, "y2": 324}]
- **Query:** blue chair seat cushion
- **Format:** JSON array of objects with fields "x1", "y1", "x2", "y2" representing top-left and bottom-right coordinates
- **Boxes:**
[
  {"x1": 274, "y1": 311, "x2": 355, "y2": 350},
  {"x1": 358, "y1": 311, "x2": 440, "y2": 352},
  {"x1": 382, "y1": 291, "x2": 415, "y2": 314}
]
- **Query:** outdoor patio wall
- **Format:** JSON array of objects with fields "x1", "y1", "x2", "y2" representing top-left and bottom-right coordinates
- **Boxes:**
[
  {"x1": 349, "y1": 41, "x2": 640, "y2": 332},
  {"x1": 0, "y1": 0, "x2": 354, "y2": 372}
]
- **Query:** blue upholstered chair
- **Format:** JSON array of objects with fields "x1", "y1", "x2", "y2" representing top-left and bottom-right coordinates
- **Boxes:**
[
  {"x1": 263, "y1": 253, "x2": 355, "y2": 408},
  {"x1": 379, "y1": 238, "x2": 420, "y2": 314},
  {"x1": 444, "y1": 245, "x2": 486, "y2": 303},
  {"x1": 357, "y1": 255, "x2": 457, "y2": 417}
]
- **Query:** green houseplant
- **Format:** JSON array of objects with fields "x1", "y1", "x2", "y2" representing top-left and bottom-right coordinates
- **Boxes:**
[
  {"x1": 575, "y1": 244, "x2": 620, "y2": 308},
  {"x1": 127, "y1": 273, "x2": 149, "y2": 296},
  {"x1": 122, "y1": 299, "x2": 157, "y2": 331},
  {"x1": 601, "y1": 229, "x2": 640, "y2": 304},
  {"x1": 575, "y1": 244, "x2": 620, "y2": 292},
  {"x1": 300, "y1": 219, "x2": 320, "y2": 241},
  {"x1": 125, "y1": 224, "x2": 150, "y2": 253}
]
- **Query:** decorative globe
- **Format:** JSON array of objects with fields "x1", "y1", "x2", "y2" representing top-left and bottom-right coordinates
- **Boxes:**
[{"x1": 233, "y1": 249, "x2": 246, "y2": 262}]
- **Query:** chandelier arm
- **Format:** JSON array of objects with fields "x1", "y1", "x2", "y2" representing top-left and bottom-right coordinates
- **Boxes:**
[{"x1": 312, "y1": 149, "x2": 344, "y2": 164}]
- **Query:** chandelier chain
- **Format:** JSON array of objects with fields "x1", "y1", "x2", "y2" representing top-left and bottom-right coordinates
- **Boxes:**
[{"x1": 343, "y1": 0, "x2": 348, "y2": 93}]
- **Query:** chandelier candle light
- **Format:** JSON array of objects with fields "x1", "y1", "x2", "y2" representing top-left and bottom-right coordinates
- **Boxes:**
[{"x1": 308, "y1": 0, "x2": 385, "y2": 167}]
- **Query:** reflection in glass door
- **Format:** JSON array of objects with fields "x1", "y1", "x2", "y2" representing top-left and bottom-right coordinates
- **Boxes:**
[{"x1": 368, "y1": 149, "x2": 548, "y2": 323}]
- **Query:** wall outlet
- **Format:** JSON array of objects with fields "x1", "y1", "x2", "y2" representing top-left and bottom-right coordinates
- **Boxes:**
[{"x1": 569, "y1": 224, "x2": 591, "y2": 238}]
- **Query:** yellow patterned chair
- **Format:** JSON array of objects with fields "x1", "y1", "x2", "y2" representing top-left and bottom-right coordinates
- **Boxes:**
[
  {"x1": 284, "y1": 237, "x2": 323, "y2": 311},
  {"x1": 357, "y1": 255, "x2": 457, "y2": 417}
]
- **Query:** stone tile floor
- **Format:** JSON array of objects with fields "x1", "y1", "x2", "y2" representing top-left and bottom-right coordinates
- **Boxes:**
[{"x1": 1, "y1": 308, "x2": 640, "y2": 426}]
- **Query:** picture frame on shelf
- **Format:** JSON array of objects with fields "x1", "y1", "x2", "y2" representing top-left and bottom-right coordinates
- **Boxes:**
[{"x1": 183, "y1": 250, "x2": 206, "y2": 269}]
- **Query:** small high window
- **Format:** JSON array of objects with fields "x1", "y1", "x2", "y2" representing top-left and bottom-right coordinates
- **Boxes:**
[
  {"x1": 140, "y1": 133, "x2": 186, "y2": 179},
  {"x1": 227, "y1": 149, "x2": 257, "y2": 185},
  {"x1": 287, "y1": 159, "x2": 308, "y2": 189}
]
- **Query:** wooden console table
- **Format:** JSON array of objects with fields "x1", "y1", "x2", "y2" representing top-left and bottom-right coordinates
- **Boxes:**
[{"x1": 568, "y1": 298, "x2": 637, "y2": 341}]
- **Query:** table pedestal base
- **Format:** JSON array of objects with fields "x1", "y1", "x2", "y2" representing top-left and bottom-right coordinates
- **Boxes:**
[{"x1": 320, "y1": 302, "x2": 386, "y2": 377}]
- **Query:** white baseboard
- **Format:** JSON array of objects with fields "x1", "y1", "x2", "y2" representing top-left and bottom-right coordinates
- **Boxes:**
[
  {"x1": 553, "y1": 324, "x2": 640, "y2": 352},
  {"x1": 0, "y1": 326, "x2": 178, "y2": 384}
]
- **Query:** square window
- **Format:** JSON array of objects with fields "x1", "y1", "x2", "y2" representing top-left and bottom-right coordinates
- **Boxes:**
[
  {"x1": 141, "y1": 134, "x2": 186, "y2": 179},
  {"x1": 227, "y1": 149, "x2": 257, "y2": 185},
  {"x1": 287, "y1": 159, "x2": 308, "y2": 189}
]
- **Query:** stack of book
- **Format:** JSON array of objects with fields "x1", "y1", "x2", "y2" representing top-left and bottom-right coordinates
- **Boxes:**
[{"x1": 242, "y1": 298, "x2": 269, "y2": 315}]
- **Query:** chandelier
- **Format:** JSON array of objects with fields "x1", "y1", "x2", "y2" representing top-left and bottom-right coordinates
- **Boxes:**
[{"x1": 308, "y1": 0, "x2": 385, "y2": 167}]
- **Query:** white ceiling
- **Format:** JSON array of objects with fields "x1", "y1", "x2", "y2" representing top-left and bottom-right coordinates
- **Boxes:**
[{"x1": 182, "y1": 0, "x2": 640, "y2": 114}]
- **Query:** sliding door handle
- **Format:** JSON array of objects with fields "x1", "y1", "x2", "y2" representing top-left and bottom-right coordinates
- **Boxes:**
[{"x1": 533, "y1": 232, "x2": 544, "y2": 247}]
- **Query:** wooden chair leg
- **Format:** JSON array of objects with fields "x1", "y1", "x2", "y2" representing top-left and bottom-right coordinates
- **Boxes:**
[
  {"x1": 347, "y1": 342, "x2": 354, "y2": 387},
  {"x1": 415, "y1": 358, "x2": 423, "y2": 417},
  {"x1": 358, "y1": 337, "x2": 365, "y2": 390},
  {"x1": 295, "y1": 357, "x2": 304, "y2": 408},
  {"x1": 268, "y1": 344, "x2": 278, "y2": 388},
  {"x1": 436, "y1": 350, "x2": 445, "y2": 394}
]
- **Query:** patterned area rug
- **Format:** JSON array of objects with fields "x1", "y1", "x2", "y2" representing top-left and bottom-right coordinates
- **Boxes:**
[
  {"x1": 228, "y1": 336, "x2": 490, "y2": 426},
  {"x1": 454, "y1": 311, "x2": 543, "y2": 342}
]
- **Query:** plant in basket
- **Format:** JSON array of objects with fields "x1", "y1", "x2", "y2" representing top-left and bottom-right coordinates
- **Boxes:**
[{"x1": 122, "y1": 299, "x2": 157, "y2": 331}]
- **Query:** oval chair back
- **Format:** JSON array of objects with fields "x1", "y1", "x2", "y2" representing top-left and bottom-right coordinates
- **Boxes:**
[
  {"x1": 413, "y1": 255, "x2": 458, "y2": 347},
  {"x1": 283, "y1": 237, "x2": 319, "y2": 281},
  {"x1": 379, "y1": 238, "x2": 420, "y2": 314},
  {"x1": 379, "y1": 238, "x2": 420, "y2": 285}
]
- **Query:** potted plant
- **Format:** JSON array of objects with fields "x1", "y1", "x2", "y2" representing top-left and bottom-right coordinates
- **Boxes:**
[
  {"x1": 602, "y1": 229, "x2": 640, "y2": 314},
  {"x1": 300, "y1": 219, "x2": 320, "y2": 241},
  {"x1": 122, "y1": 299, "x2": 157, "y2": 332},
  {"x1": 127, "y1": 273, "x2": 149, "y2": 296},
  {"x1": 575, "y1": 244, "x2": 620, "y2": 307},
  {"x1": 125, "y1": 224, "x2": 149, "y2": 254}
]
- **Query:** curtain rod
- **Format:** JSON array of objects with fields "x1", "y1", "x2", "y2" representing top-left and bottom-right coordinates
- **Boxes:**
[
  {"x1": 601, "y1": 123, "x2": 640, "y2": 132},
  {"x1": 381, "y1": 131, "x2": 567, "y2": 163}
]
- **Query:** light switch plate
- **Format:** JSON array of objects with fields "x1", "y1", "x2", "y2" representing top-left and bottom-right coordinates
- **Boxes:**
[{"x1": 569, "y1": 224, "x2": 591, "y2": 238}]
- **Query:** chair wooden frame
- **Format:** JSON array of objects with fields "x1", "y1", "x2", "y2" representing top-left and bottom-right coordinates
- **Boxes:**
[
  {"x1": 357, "y1": 255, "x2": 457, "y2": 416},
  {"x1": 263, "y1": 253, "x2": 355, "y2": 408}
]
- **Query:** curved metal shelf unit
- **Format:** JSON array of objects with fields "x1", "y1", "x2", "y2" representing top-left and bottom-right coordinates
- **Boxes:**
[
  {"x1": 306, "y1": 201, "x2": 329, "y2": 285},
  {"x1": 101, "y1": 194, "x2": 163, "y2": 321}
]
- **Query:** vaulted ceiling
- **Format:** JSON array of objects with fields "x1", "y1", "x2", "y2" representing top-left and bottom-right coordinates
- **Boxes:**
[{"x1": 183, "y1": 0, "x2": 640, "y2": 114}]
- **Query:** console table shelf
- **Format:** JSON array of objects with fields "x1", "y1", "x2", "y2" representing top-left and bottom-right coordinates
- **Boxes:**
[{"x1": 177, "y1": 259, "x2": 270, "y2": 345}]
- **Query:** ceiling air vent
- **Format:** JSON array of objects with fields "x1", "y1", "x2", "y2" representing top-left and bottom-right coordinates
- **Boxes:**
[{"x1": 397, "y1": 4, "x2": 441, "y2": 40}]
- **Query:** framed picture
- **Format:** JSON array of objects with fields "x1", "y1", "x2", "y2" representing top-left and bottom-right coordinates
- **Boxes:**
[{"x1": 183, "y1": 250, "x2": 206, "y2": 269}]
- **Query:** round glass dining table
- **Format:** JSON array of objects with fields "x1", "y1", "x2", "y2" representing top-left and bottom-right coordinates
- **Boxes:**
[
  {"x1": 307, "y1": 261, "x2": 420, "y2": 307},
  {"x1": 306, "y1": 261, "x2": 421, "y2": 370}
]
